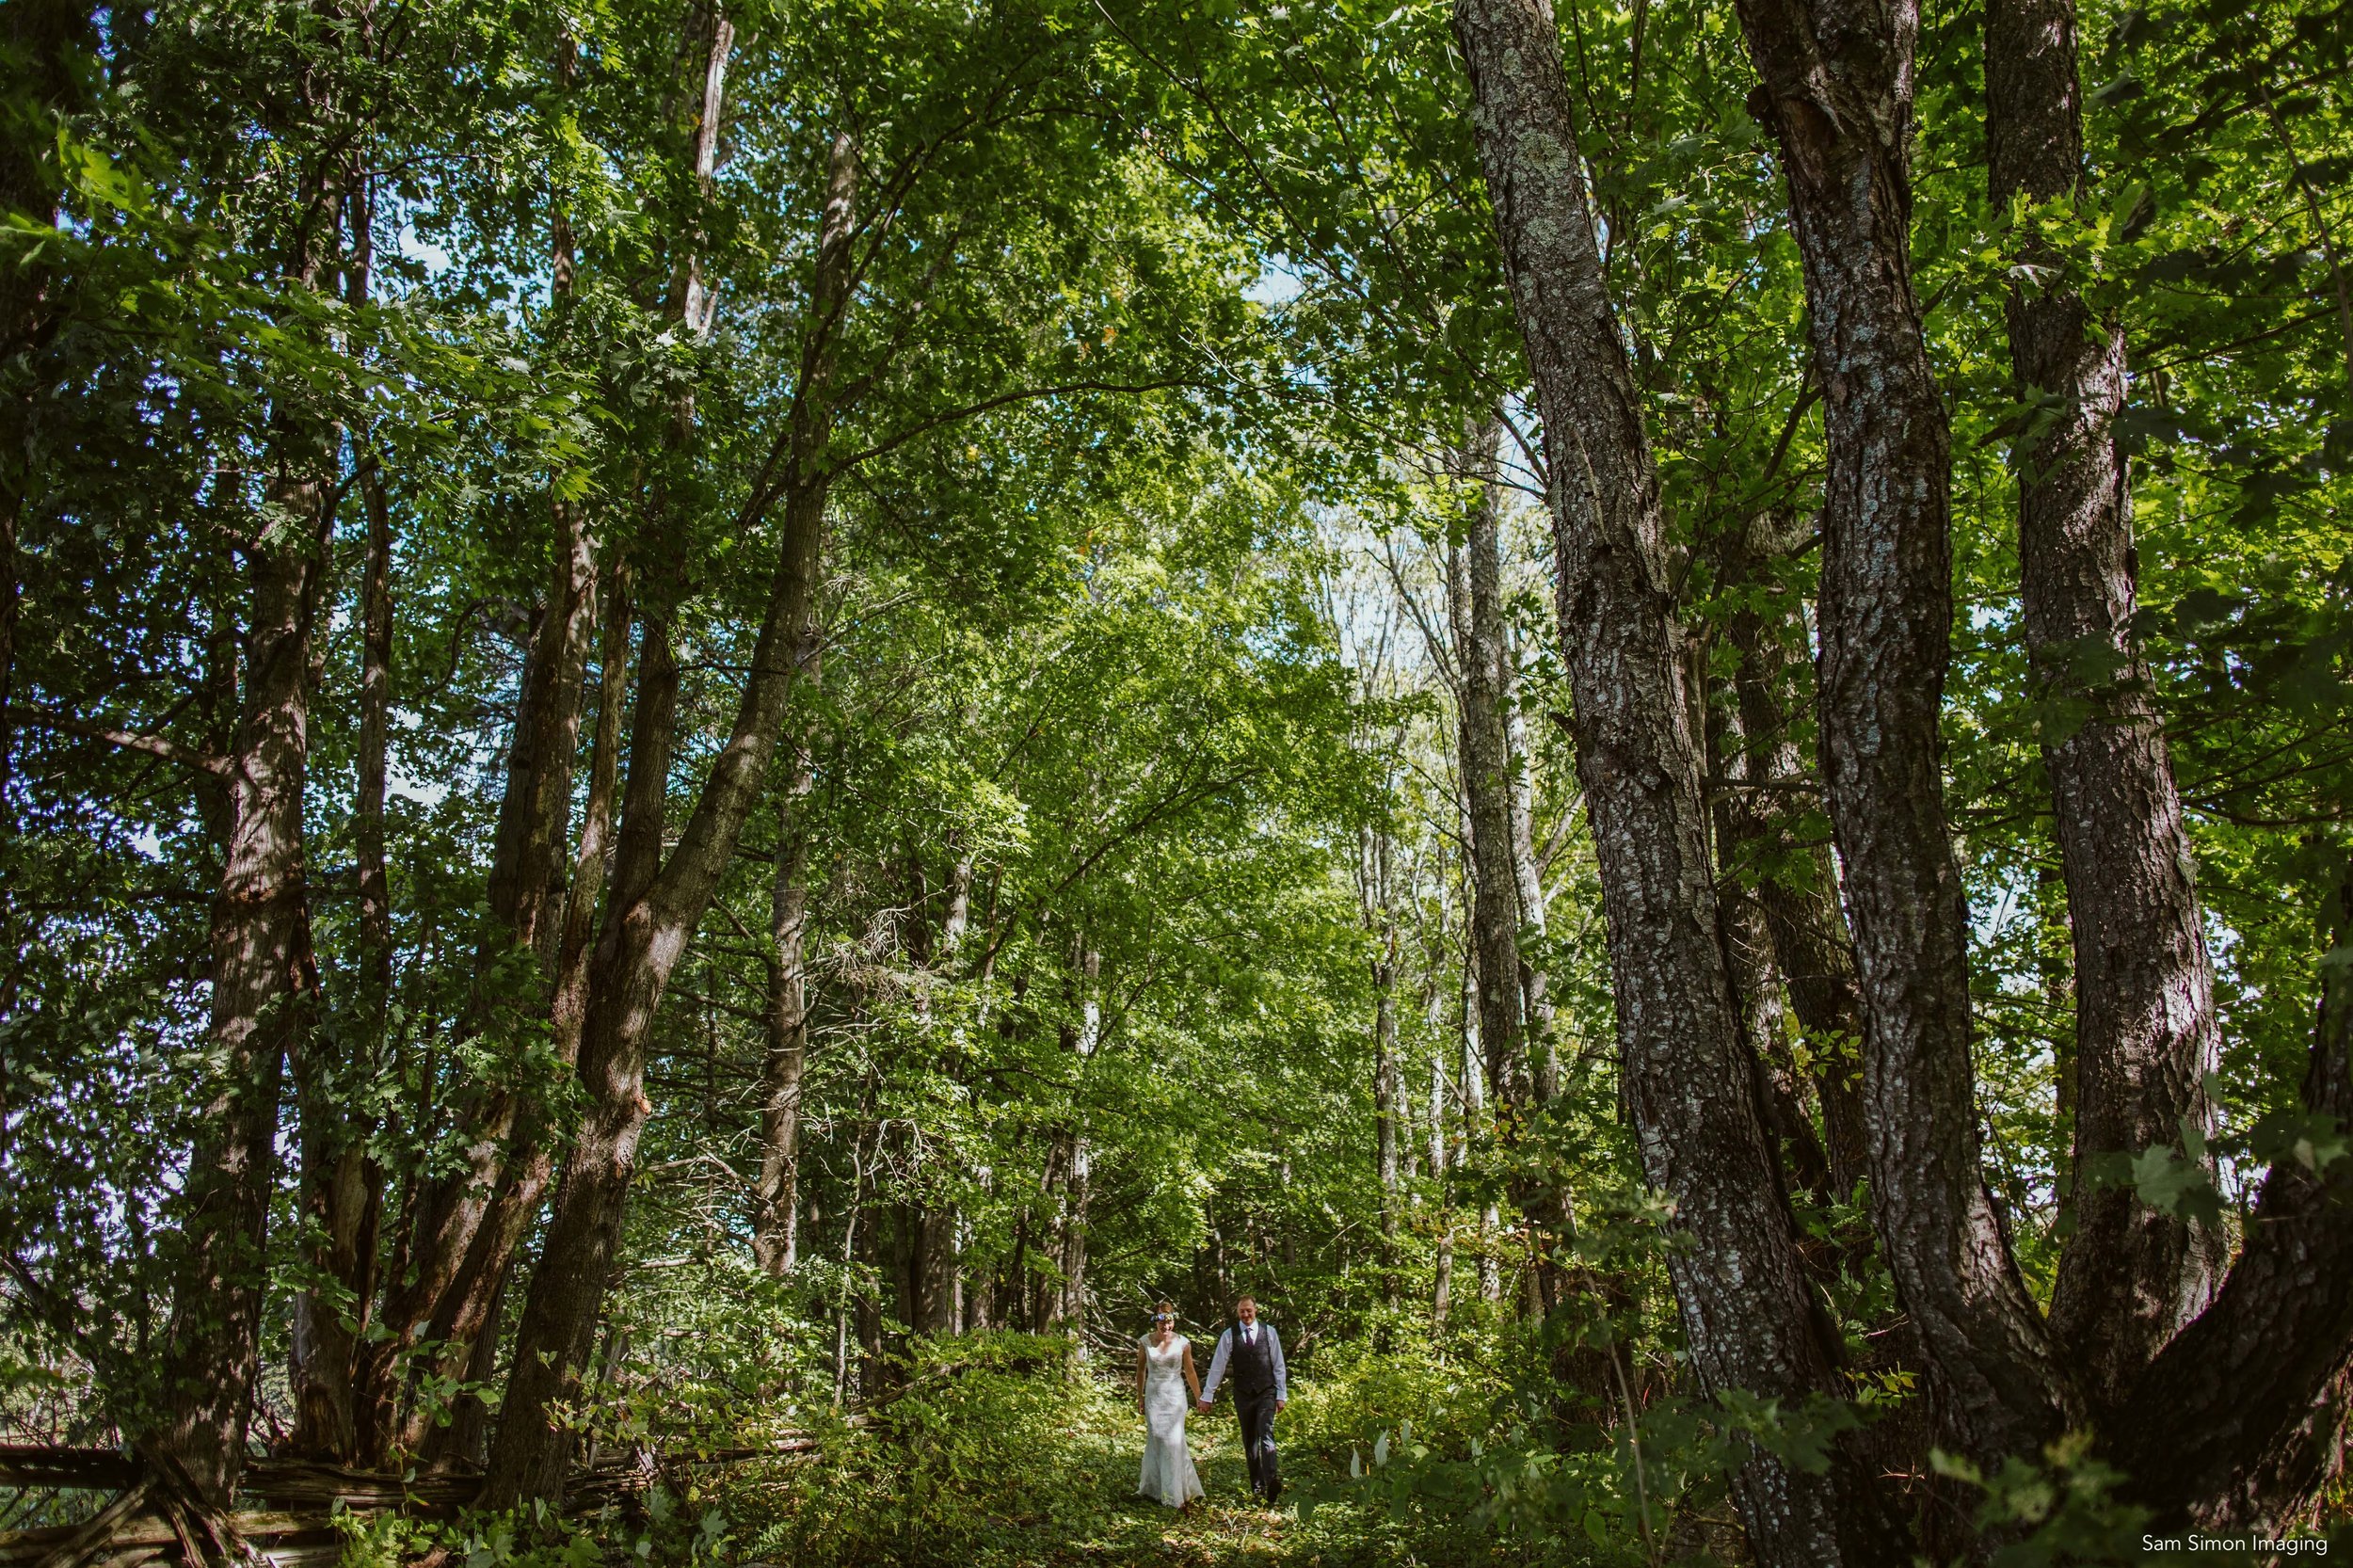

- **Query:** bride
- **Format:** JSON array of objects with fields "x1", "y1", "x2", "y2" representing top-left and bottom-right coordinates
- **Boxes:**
[{"x1": 1135, "y1": 1302, "x2": 1205, "y2": 1510}]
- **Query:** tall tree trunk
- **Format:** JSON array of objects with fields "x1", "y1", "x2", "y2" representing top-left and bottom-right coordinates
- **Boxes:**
[
  {"x1": 359, "y1": 31, "x2": 605, "y2": 1454},
  {"x1": 1985, "y1": 0, "x2": 2223, "y2": 1412},
  {"x1": 1447, "y1": 434, "x2": 1529, "y2": 1131},
  {"x1": 1705, "y1": 681, "x2": 1835, "y2": 1213},
  {"x1": 1367, "y1": 827, "x2": 1403, "y2": 1311},
  {"x1": 1058, "y1": 948, "x2": 1100, "y2": 1331},
  {"x1": 162, "y1": 427, "x2": 332, "y2": 1502},
  {"x1": 1503, "y1": 637, "x2": 1558, "y2": 1101},
  {"x1": 1716, "y1": 511, "x2": 1872, "y2": 1201},
  {"x1": 1454, "y1": 423, "x2": 1576, "y2": 1305},
  {"x1": 1735, "y1": 0, "x2": 2079, "y2": 1472},
  {"x1": 913, "y1": 1208, "x2": 958, "y2": 1336},
  {"x1": 288, "y1": 170, "x2": 394, "y2": 1466},
  {"x1": 1452, "y1": 3, "x2": 1905, "y2": 1559},
  {"x1": 482, "y1": 110, "x2": 853, "y2": 1512},
  {"x1": 554, "y1": 571, "x2": 633, "y2": 1074},
  {"x1": 754, "y1": 713, "x2": 819, "y2": 1277},
  {"x1": 2111, "y1": 862, "x2": 2353, "y2": 1529},
  {"x1": 1430, "y1": 1045, "x2": 1454, "y2": 1328},
  {"x1": 1458, "y1": 933, "x2": 1501, "y2": 1305}
]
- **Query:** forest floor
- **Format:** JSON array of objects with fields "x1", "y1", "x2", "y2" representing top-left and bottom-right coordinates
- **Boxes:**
[{"x1": 726, "y1": 1347, "x2": 1594, "y2": 1568}]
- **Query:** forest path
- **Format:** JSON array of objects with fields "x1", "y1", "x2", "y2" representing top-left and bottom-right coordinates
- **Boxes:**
[{"x1": 915, "y1": 1392, "x2": 1525, "y2": 1568}]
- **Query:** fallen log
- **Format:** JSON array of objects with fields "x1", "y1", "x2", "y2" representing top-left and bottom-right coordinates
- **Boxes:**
[
  {"x1": 0, "y1": 1428, "x2": 840, "y2": 1567},
  {"x1": 0, "y1": 1451, "x2": 139, "y2": 1493},
  {"x1": 0, "y1": 1511, "x2": 338, "y2": 1568}
]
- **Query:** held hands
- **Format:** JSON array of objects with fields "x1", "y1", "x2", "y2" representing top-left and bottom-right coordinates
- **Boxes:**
[
  {"x1": 1275, "y1": 1400, "x2": 1287, "y2": 1414},
  {"x1": 1195, "y1": 1397, "x2": 1211, "y2": 1413}
]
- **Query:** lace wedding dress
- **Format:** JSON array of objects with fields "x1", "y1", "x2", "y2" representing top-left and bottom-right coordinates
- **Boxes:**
[{"x1": 1137, "y1": 1334, "x2": 1204, "y2": 1507}]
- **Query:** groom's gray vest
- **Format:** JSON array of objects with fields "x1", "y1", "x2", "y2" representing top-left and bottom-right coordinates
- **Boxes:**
[{"x1": 1230, "y1": 1321, "x2": 1276, "y2": 1399}]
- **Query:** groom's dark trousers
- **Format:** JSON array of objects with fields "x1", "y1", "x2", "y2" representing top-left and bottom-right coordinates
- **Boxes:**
[
  {"x1": 1226, "y1": 1320, "x2": 1282, "y2": 1501},
  {"x1": 1236, "y1": 1389, "x2": 1281, "y2": 1502}
]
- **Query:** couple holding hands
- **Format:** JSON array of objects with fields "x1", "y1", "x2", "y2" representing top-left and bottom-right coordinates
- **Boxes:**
[{"x1": 1133, "y1": 1294, "x2": 1287, "y2": 1512}]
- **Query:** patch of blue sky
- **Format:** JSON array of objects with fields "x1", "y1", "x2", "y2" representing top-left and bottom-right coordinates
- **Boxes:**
[{"x1": 1245, "y1": 254, "x2": 1307, "y2": 308}]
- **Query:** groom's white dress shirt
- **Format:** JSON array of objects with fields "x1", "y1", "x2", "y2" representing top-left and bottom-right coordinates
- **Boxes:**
[{"x1": 1199, "y1": 1320, "x2": 1287, "y2": 1403}]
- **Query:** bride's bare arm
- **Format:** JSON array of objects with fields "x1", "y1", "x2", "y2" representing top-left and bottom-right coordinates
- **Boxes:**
[
  {"x1": 1183, "y1": 1341, "x2": 1202, "y2": 1402},
  {"x1": 1136, "y1": 1347, "x2": 1147, "y2": 1412}
]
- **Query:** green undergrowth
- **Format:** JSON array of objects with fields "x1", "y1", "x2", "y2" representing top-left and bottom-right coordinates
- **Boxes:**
[{"x1": 573, "y1": 1332, "x2": 1605, "y2": 1568}]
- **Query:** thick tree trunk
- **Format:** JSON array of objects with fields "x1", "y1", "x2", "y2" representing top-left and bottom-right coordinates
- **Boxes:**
[
  {"x1": 376, "y1": 487, "x2": 598, "y2": 1368},
  {"x1": 913, "y1": 1208, "x2": 958, "y2": 1336},
  {"x1": 1453, "y1": 3, "x2": 1904, "y2": 1559},
  {"x1": 1735, "y1": 0, "x2": 2078, "y2": 1470},
  {"x1": 483, "y1": 115, "x2": 851, "y2": 1511},
  {"x1": 161, "y1": 432, "x2": 331, "y2": 1503},
  {"x1": 2112, "y1": 864, "x2": 2353, "y2": 1529},
  {"x1": 1986, "y1": 0, "x2": 2223, "y2": 1411}
]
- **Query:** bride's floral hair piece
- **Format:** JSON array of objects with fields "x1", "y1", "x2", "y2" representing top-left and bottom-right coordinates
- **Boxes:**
[{"x1": 1151, "y1": 1300, "x2": 1176, "y2": 1325}]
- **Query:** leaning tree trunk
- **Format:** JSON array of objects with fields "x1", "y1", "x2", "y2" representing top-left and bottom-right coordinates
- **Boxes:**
[
  {"x1": 1451, "y1": 3, "x2": 1905, "y2": 1559},
  {"x1": 1717, "y1": 509, "x2": 1872, "y2": 1201},
  {"x1": 1705, "y1": 685, "x2": 1836, "y2": 1214},
  {"x1": 482, "y1": 114, "x2": 851, "y2": 1512},
  {"x1": 1985, "y1": 0, "x2": 2223, "y2": 1413},
  {"x1": 1734, "y1": 0, "x2": 2078, "y2": 1474},
  {"x1": 160, "y1": 425, "x2": 331, "y2": 1504},
  {"x1": 358, "y1": 32, "x2": 605, "y2": 1457},
  {"x1": 2111, "y1": 862, "x2": 2353, "y2": 1529}
]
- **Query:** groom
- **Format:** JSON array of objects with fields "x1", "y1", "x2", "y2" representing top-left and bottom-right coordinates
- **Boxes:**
[{"x1": 1196, "y1": 1293, "x2": 1286, "y2": 1504}]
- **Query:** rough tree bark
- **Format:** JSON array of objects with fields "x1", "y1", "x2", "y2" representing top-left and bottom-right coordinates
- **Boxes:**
[
  {"x1": 482, "y1": 109, "x2": 853, "y2": 1511},
  {"x1": 1734, "y1": 0, "x2": 2081, "y2": 1472},
  {"x1": 1985, "y1": 0, "x2": 2223, "y2": 1411},
  {"x1": 161, "y1": 426, "x2": 332, "y2": 1504},
  {"x1": 2111, "y1": 863, "x2": 2353, "y2": 1529},
  {"x1": 1452, "y1": 3, "x2": 1903, "y2": 1558}
]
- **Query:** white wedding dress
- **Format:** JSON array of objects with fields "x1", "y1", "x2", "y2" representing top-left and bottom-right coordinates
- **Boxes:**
[{"x1": 1136, "y1": 1334, "x2": 1204, "y2": 1507}]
